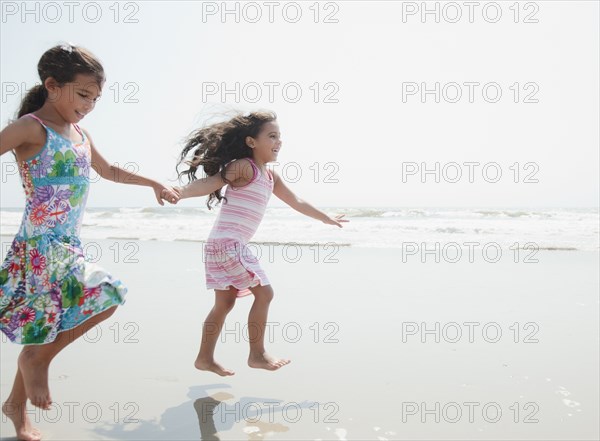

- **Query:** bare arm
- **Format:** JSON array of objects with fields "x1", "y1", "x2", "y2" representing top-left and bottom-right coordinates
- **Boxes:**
[
  {"x1": 85, "y1": 129, "x2": 179, "y2": 205},
  {"x1": 0, "y1": 117, "x2": 44, "y2": 159},
  {"x1": 0, "y1": 125, "x2": 20, "y2": 157},
  {"x1": 272, "y1": 170, "x2": 347, "y2": 228},
  {"x1": 176, "y1": 158, "x2": 255, "y2": 199}
]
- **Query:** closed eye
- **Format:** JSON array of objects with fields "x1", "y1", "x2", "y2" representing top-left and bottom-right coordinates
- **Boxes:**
[{"x1": 78, "y1": 92, "x2": 101, "y2": 103}]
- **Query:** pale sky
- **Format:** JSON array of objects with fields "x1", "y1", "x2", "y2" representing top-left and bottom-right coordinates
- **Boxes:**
[{"x1": 1, "y1": 1, "x2": 598, "y2": 208}]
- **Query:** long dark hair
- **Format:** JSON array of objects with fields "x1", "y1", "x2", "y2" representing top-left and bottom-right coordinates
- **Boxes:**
[
  {"x1": 176, "y1": 111, "x2": 277, "y2": 210},
  {"x1": 18, "y1": 44, "x2": 105, "y2": 118}
]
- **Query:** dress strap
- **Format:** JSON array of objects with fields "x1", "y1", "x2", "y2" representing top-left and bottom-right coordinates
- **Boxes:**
[
  {"x1": 245, "y1": 157, "x2": 259, "y2": 183},
  {"x1": 25, "y1": 113, "x2": 47, "y2": 128},
  {"x1": 26, "y1": 113, "x2": 85, "y2": 143},
  {"x1": 247, "y1": 158, "x2": 273, "y2": 182}
]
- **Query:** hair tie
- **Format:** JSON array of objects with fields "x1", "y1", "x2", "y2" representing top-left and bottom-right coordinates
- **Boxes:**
[{"x1": 60, "y1": 43, "x2": 73, "y2": 54}]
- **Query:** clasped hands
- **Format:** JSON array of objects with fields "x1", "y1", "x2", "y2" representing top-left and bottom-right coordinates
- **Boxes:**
[{"x1": 154, "y1": 184, "x2": 183, "y2": 206}]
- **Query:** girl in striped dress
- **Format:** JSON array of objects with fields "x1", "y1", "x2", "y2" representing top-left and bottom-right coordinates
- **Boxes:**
[{"x1": 175, "y1": 111, "x2": 347, "y2": 376}]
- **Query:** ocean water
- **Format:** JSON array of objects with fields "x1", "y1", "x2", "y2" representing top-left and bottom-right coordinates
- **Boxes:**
[{"x1": 0, "y1": 206, "x2": 598, "y2": 251}]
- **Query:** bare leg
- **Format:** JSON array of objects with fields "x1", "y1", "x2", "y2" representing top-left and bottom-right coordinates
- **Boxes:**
[
  {"x1": 246, "y1": 285, "x2": 290, "y2": 371},
  {"x1": 16, "y1": 305, "x2": 118, "y2": 410},
  {"x1": 195, "y1": 288, "x2": 238, "y2": 376},
  {"x1": 1, "y1": 368, "x2": 41, "y2": 441}
]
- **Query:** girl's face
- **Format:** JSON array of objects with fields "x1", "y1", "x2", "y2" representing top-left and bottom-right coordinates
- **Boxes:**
[
  {"x1": 247, "y1": 121, "x2": 281, "y2": 164},
  {"x1": 47, "y1": 73, "x2": 104, "y2": 123}
]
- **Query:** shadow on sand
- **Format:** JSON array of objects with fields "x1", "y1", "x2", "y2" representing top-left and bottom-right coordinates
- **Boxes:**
[{"x1": 93, "y1": 384, "x2": 318, "y2": 440}]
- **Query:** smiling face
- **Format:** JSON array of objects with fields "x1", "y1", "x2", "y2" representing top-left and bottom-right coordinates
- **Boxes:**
[
  {"x1": 246, "y1": 121, "x2": 282, "y2": 165},
  {"x1": 45, "y1": 73, "x2": 104, "y2": 123}
]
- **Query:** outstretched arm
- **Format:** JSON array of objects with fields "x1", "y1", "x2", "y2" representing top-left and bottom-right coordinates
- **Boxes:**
[
  {"x1": 272, "y1": 170, "x2": 347, "y2": 228},
  {"x1": 85, "y1": 129, "x2": 179, "y2": 205},
  {"x1": 176, "y1": 158, "x2": 254, "y2": 199}
]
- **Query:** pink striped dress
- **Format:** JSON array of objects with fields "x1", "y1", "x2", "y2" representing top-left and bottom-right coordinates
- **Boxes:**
[{"x1": 204, "y1": 158, "x2": 274, "y2": 297}]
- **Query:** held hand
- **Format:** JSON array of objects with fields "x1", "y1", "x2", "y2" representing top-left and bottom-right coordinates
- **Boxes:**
[
  {"x1": 162, "y1": 186, "x2": 181, "y2": 205},
  {"x1": 154, "y1": 184, "x2": 180, "y2": 205},
  {"x1": 172, "y1": 186, "x2": 184, "y2": 199},
  {"x1": 164, "y1": 187, "x2": 181, "y2": 204},
  {"x1": 322, "y1": 214, "x2": 349, "y2": 228}
]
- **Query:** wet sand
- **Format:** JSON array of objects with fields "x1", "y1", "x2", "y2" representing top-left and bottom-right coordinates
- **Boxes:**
[{"x1": 1, "y1": 238, "x2": 598, "y2": 440}]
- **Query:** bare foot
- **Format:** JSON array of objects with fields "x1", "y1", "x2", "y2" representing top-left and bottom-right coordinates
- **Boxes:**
[
  {"x1": 18, "y1": 350, "x2": 52, "y2": 410},
  {"x1": 195, "y1": 358, "x2": 235, "y2": 376},
  {"x1": 248, "y1": 352, "x2": 291, "y2": 371},
  {"x1": 2, "y1": 401, "x2": 42, "y2": 441}
]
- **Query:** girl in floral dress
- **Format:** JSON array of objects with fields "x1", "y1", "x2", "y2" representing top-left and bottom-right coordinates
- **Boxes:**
[{"x1": 0, "y1": 45, "x2": 179, "y2": 441}]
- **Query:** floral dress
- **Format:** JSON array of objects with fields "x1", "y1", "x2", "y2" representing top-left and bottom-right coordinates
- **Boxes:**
[{"x1": 0, "y1": 114, "x2": 127, "y2": 345}]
